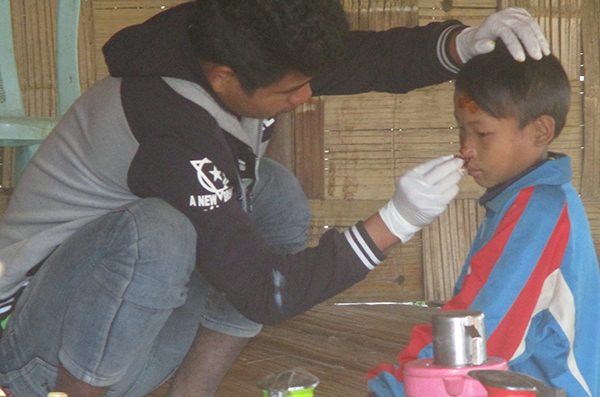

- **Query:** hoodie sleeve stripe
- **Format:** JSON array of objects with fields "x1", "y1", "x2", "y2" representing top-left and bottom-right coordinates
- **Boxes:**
[
  {"x1": 437, "y1": 24, "x2": 463, "y2": 74},
  {"x1": 345, "y1": 224, "x2": 382, "y2": 270}
]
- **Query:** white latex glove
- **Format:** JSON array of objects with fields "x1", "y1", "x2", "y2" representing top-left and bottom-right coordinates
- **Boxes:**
[
  {"x1": 379, "y1": 155, "x2": 464, "y2": 242},
  {"x1": 456, "y1": 8, "x2": 550, "y2": 63}
]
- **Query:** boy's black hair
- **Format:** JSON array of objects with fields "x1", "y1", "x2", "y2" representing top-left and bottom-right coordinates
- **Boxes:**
[
  {"x1": 189, "y1": 0, "x2": 349, "y2": 94},
  {"x1": 455, "y1": 42, "x2": 571, "y2": 139}
]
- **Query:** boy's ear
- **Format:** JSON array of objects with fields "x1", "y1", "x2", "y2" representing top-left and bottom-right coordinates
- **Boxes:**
[
  {"x1": 205, "y1": 64, "x2": 238, "y2": 93},
  {"x1": 532, "y1": 115, "x2": 555, "y2": 146}
]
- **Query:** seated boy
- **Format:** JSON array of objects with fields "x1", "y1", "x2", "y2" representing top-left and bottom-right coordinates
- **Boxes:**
[{"x1": 366, "y1": 42, "x2": 600, "y2": 397}]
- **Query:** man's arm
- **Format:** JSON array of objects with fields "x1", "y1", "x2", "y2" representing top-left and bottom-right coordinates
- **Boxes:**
[
  {"x1": 311, "y1": 20, "x2": 463, "y2": 96},
  {"x1": 312, "y1": 7, "x2": 549, "y2": 97}
]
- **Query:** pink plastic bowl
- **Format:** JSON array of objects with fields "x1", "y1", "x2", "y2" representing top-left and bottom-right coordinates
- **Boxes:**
[{"x1": 404, "y1": 357, "x2": 508, "y2": 397}]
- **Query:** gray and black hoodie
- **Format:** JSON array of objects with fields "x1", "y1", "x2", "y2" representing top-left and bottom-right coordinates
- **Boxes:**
[{"x1": 0, "y1": 2, "x2": 463, "y2": 324}]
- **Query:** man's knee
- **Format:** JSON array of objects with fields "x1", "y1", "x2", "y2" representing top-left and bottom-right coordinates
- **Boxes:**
[
  {"x1": 126, "y1": 198, "x2": 197, "y2": 250},
  {"x1": 250, "y1": 159, "x2": 311, "y2": 254},
  {"x1": 253, "y1": 158, "x2": 311, "y2": 224},
  {"x1": 117, "y1": 198, "x2": 197, "y2": 281},
  {"x1": 68, "y1": 197, "x2": 199, "y2": 301}
]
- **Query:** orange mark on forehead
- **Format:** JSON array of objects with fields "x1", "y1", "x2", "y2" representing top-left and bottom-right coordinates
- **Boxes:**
[{"x1": 457, "y1": 95, "x2": 480, "y2": 114}]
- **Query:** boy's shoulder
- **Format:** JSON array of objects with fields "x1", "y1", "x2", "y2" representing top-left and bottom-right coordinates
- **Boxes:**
[{"x1": 482, "y1": 154, "x2": 572, "y2": 210}]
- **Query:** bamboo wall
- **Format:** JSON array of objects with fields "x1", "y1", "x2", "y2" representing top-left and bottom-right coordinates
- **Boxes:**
[{"x1": 6, "y1": 0, "x2": 600, "y2": 304}]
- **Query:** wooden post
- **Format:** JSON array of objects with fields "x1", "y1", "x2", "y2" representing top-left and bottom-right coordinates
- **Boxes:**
[{"x1": 581, "y1": 0, "x2": 600, "y2": 196}]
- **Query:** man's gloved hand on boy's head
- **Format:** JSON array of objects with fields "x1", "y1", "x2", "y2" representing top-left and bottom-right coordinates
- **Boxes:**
[
  {"x1": 456, "y1": 7, "x2": 551, "y2": 63},
  {"x1": 379, "y1": 155, "x2": 464, "y2": 243}
]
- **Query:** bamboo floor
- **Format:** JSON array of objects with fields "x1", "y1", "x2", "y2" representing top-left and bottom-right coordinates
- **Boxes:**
[{"x1": 144, "y1": 302, "x2": 440, "y2": 397}]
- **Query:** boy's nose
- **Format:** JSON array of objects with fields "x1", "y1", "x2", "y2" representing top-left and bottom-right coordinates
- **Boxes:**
[
  {"x1": 460, "y1": 145, "x2": 475, "y2": 159},
  {"x1": 288, "y1": 84, "x2": 312, "y2": 107},
  {"x1": 459, "y1": 139, "x2": 475, "y2": 159},
  {"x1": 459, "y1": 131, "x2": 475, "y2": 158}
]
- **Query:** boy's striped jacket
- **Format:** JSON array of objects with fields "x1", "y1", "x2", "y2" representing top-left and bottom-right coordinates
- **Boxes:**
[{"x1": 368, "y1": 154, "x2": 600, "y2": 397}]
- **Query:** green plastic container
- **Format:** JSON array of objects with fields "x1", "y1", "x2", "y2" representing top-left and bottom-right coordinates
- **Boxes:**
[{"x1": 258, "y1": 368, "x2": 320, "y2": 397}]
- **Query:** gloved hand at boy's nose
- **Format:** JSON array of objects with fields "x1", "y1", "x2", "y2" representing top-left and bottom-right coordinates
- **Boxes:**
[
  {"x1": 456, "y1": 7, "x2": 551, "y2": 63},
  {"x1": 379, "y1": 155, "x2": 464, "y2": 243}
]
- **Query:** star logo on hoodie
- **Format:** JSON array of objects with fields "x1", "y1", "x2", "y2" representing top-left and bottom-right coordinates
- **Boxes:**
[{"x1": 189, "y1": 158, "x2": 233, "y2": 210}]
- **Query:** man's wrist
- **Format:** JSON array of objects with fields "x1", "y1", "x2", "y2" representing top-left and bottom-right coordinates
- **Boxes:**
[
  {"x1": 378, "y1": 201, "x2": 420, "y2": 244},
  {"x1": 448, "y1": 25, "x2": 469, "y2": 66},
  {"x1": 438, "y1": 24, "x2": 468, "y2": 73},
  {"x1": 364, "y1": 211, "x2": 402, "y2": 252}
]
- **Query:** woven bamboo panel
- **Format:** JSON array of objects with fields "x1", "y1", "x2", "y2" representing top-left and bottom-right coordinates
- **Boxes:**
[
  {"x1": 500, "y1": 0, "x2": 582, "y2": 79},
  {"x1": 580, "y1": 0, "x2": 600, "y2": 197},
  {"x1": 147, "y1": 303, "x2": 441, "y2": 397},
  {"x1": 10, "y1": 0, "x2": 61, "y2": 118},
  {"x1": 325, "y1": 92, "x2": 400, "y2": 131},
  {"x1": 418, "y1": 2, "x2": 496, "y2": 26},
  {"x1": 292, "y1": 99, "x2": 326, "y2": 199},
  {"x1": 583, "y1": 198, "x2": 600, "y2": 255},
  {"x1": 323, "y1": 81, "x2": 584, "y2": 203},
  {"x1": 4, "y1": 0, "x2": 95, "y2": 187},
  {"x1": 91, "y1": 1, "x2": 188, "y2": 80},
  {"x1": 8, "y1": 0, "x2": 98, "y2": 115},
  {"x1": 343, "y1": 0, "x2": 419, "y2": 30},
  {"x1": 422, "y1": 199, "x2": 486, "y2": 301},
  {"x1": 216, "y1": 304, "x2": 439, "y2": 397},
  {"x1": 324, "y1": 80, "x2": 583, "y2": 137}
]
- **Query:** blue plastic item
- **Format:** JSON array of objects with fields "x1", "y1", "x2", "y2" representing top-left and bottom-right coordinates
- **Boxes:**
[{"x1": 0, "y1": 0, "x2": 81, "y2": 183}]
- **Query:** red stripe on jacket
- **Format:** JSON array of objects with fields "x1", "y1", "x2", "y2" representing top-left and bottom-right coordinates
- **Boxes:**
[
  {"x1": 367, "y1": 187, "x2": 535, "y2": 382},
  {"x1": 487, "y1": 202, "x2": 570, "y2": 359}
]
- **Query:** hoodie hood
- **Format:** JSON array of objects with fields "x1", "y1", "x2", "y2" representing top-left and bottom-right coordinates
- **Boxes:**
[
  {"x1": 102, "y1": 1, "x2": 268, "y2": 155},
  {"x1": 103, "y1": 2, "x2": 204, "y2": 84}
]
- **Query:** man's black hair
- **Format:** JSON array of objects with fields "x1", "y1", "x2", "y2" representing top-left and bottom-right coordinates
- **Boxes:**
[
  {"x1": 189, "y1": 0, "x2": 349, "y2": 94},
  {"x1": 455, "y1": 42, "x2": 571, "y2": 139}
]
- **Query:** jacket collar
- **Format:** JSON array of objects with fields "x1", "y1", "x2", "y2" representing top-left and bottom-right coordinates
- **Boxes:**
[{"x1": 480, "y1": 152, "x2": 571, "y2": 212}]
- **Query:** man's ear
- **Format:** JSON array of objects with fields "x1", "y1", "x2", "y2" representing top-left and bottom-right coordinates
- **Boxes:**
[
  {"x1": 205, "y1": 64, "x2": 237, "y2": 93},
  {"x1": 533, "y1": 115, "x2": 556, "y2": 146}
]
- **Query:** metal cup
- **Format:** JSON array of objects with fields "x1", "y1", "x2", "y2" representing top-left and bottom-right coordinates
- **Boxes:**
[{"x1": 432, "y1": 310, "x2": 487, "y2": 367}]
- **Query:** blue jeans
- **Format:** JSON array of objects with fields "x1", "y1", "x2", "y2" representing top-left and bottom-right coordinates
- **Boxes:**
[{"x1": 0, "y1": 158, "x2": 311, "y2": 396}]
